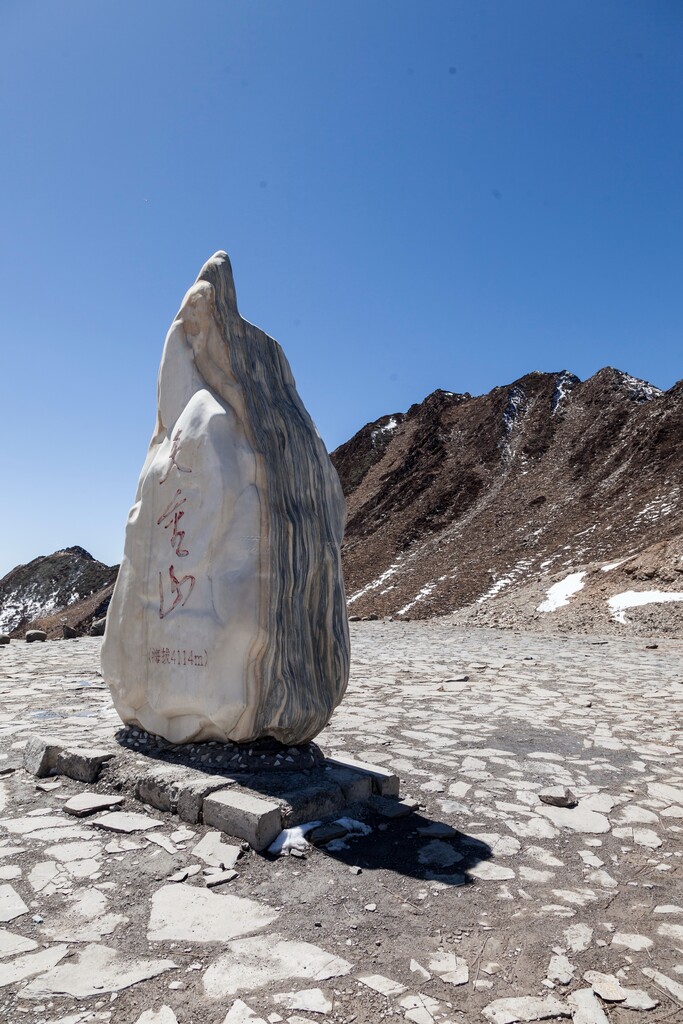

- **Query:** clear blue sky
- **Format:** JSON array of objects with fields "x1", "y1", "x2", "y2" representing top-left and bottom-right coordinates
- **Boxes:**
[{"x1": 1, "y1": 1, "x2": 681, "y2": 577}]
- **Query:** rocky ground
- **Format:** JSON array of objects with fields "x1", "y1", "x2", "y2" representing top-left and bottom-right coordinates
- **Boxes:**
[{"x1": 0, "y1": 621, "x2": 682, "y2": 1024}]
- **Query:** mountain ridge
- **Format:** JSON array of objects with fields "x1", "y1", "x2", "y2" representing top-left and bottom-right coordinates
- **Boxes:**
[{"x1": 331, "y1": 366, "x2": 682, "y2": 630}]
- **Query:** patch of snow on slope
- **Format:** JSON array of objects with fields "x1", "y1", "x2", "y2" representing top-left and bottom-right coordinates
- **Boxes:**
[
  {"x1": 347, "y1": 562, "x2": 402, "y2": 606},
  {"x1": 396, "y1": 574, "x2": 450, "y2": 617},
  {"x1": 370, "y1": 417, "x2": 399, "y2": 446},
  {"x1": 551, "y1": 372, "x2": 579, "y2": 415},
  {"x1": 634, "y1": 492, "x2": 678, "y2": 525},
  {"x1": 617, "y1": 372, "x2": 663, "y2": 402},
  {"x1": 502, "y1": 386, "x2": 526, "y2": 438},
  {"x1": 602, "y1": 559, "x2": 627, "y2": 572},
  {"x1": 537, "y1": 571, "x2": 586, "y2": 613},
  {"x1": 608, "y1": 590, "x2": 683, "y2": 624},
  {"x1": 478, "y1": 559, "x2": 533, "y2": 604},
  {"x1": 0, "y1": 586, "x2": 67, "y2": 633}
]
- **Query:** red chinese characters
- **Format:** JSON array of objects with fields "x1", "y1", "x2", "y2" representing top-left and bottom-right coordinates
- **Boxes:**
[{"x1": 156, "y1": 430, "x2": 196, "y2": 619}]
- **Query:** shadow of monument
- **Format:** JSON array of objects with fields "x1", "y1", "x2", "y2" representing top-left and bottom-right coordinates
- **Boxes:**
[
  {"x1": 292, "y1": 812, "x2": 493, "y2": 888},
  {"x1": 112, "y1": 729, "x2": 494, "y2": 884}
]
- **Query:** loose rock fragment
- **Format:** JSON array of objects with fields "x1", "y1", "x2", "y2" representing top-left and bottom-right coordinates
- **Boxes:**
[
  {"x1": 203, "y1": 936, "x2": 352, "y2": 997},
  {"x1": 273, "y1": 988, "x2": 333, "y2": 1013},
  {"x1": 91, "y1": 812, "x2": 163, "y2": 834},
  {"x1": 428, "y1": 951, "x2": 469, "y2": 985},
  {"x1": 134, "y1": 1008, "x2": 179, "y2": 1024},
  {"x1": 583, "y1": 971, "x2": 626, "y2": 1001},
  {"x1": 482, "y1": 995, "x2": 569, "y2": 1023},
  {"x1": 611, "y1": 932, "x2": 653, "y2": 951},
  {"x1": 539, "y1": 787, "x2": 578, "y2": 808},
  {"x1": 64, "y1": 793, "x2": 125, "y2": 817},
  {"x1": 642, "y1": 968, "x2": 683, "y2": 1002},
  {"x1": 222, "y1": 1000, "x2": 267, "y2": 1024},
  {"x1": 568, "y1": 988, "x2": 609, "y2": 1024},
  {"x1": 23, "y1": 942, "x2": 177, "y2": 998},
  {"x1": 193, "y1": 831, "x2": 242, "y2": 869},
  {"x1": 547, "y1": 954, "x2": 574, "y2": 985},
  {"x1": 205, "y1": 869, "x2": 238, "y2": 887},
  {"x1": 0, "y1": 944, "x2": 69, "y2": 988}
]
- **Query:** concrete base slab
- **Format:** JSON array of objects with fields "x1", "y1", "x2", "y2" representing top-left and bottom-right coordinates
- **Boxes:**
[{"x1": 23, "y1": 734, "x2": 403, "y2": 851}]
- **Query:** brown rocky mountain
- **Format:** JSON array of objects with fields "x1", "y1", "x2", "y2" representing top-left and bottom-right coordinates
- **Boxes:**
[
  {"x1": 0, "y1": 547, "x2": 118, "y2": 638},
  {"x1": 3, "y1": 367, "x2": 681, "y2": 641},
  {"x1": 332, "y1": 367, "x2": 683, "y2": 631}
]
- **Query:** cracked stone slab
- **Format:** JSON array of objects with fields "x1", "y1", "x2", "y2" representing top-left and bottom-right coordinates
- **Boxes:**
[
  {"x1": 0, "y1": 884, "x2": 28, "y2": 923},
  {"x1": 273, "y1": 988, "x2": 333, "y2": 1013},
  {"x1": 358, "y1": 974, "x2": 407, "y2": 997},
  {"x1": 0, "y1": 928, "x2": 38, "y2": 957},
  {"x1": 192, "y1": 831, "x2": 242, "y2": 869},
  {"x1": 90, "y1": 811, "x2": 163, "y2": 834},
  {"x1": 22, "y1": 942, "x2": 177, "y2": 998},
  {"x1": 568, "y1": 988, "x2": 609, "y2": 1024},
  {"x1": 536, "y1": 805, "x2": 610, "y2": 834},
  {"x1": 148, "y1": 884, "x2": 278, "y2": 942},
  {"x1": 482, "y1": 995, "x2": 569, "y2": 1023},
  {"x1": 203, "y1": 935, "x2": 352, "y2": 998},
  {"x1": 0, "y1": 943, "x2": 69, "y2": 988},
  {"x1": 64, "y1": 793, "x2": 125, "y2": 817}
]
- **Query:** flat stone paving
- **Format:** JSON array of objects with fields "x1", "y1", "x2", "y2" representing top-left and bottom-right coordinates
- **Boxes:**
[{"x1": 0, "y1": 621, "x2": 682, "y2": 1024}]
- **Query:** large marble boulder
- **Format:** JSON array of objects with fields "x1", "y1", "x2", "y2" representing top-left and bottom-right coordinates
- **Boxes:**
[{"x1": 101, "y1": 252, "x2": 349, "y2": 744}]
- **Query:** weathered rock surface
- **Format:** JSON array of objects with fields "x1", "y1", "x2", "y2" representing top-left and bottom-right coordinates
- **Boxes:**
[{"x1": 102, "y1": 252, "x2": 349, "y2": 745}]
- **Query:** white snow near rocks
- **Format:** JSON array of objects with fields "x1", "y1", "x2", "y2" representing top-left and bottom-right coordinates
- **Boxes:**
[
  {"x1": 478, "y1": 560, "x2": 533, "y2": 604},
  {"x1": 608, "y1": 590, "x2": 683, "y2": 623},
  {"x1": 370, "y1": 416, "x2": 399, "y2": 445},
  {"x1": 347, "y1": 560, "x2": 403, "y2": 605},
  {"x1": 537, "y1": 572, "x2": 586, "y2": 613},
  {"x1": 267, "y1": 821, "x2": 321, "y2": 856}
]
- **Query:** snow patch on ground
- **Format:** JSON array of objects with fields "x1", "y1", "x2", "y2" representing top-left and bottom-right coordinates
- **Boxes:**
[
  {"x1": 348, "y1": 562, "x2": 402, "y2": 606},
  {"x1": 634, "y1": 492, "x2": 678, "y2": 525},
  {"x1": 608, "y1": 590, "x2": 683, "y2": 624},
  {"x1": 602, "y1": 559, "x2": 627, "y2": 572},
  {"x1": 397, "y1": 574, "x2": 451, "y2": 617},
  {"x1": 537, "y1": 572, "x2": 587, "y2": 613},
  {"x1": 478, "y1": 560, "x2": 533, "y2": 604}
]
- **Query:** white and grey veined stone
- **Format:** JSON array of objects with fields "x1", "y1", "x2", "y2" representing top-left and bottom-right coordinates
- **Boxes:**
[{"x1": 102, "y1": 252, "x2": 350, "y2": 744}]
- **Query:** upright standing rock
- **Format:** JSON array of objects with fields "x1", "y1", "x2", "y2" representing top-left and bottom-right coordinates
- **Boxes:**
[{"x1": 102, "y1": 252, "x2": 349, "y2": 744}]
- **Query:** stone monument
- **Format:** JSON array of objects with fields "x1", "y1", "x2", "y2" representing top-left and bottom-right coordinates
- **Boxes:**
[{"x1": 101, "y1": 252, "x2": 349, "y2": 745}]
